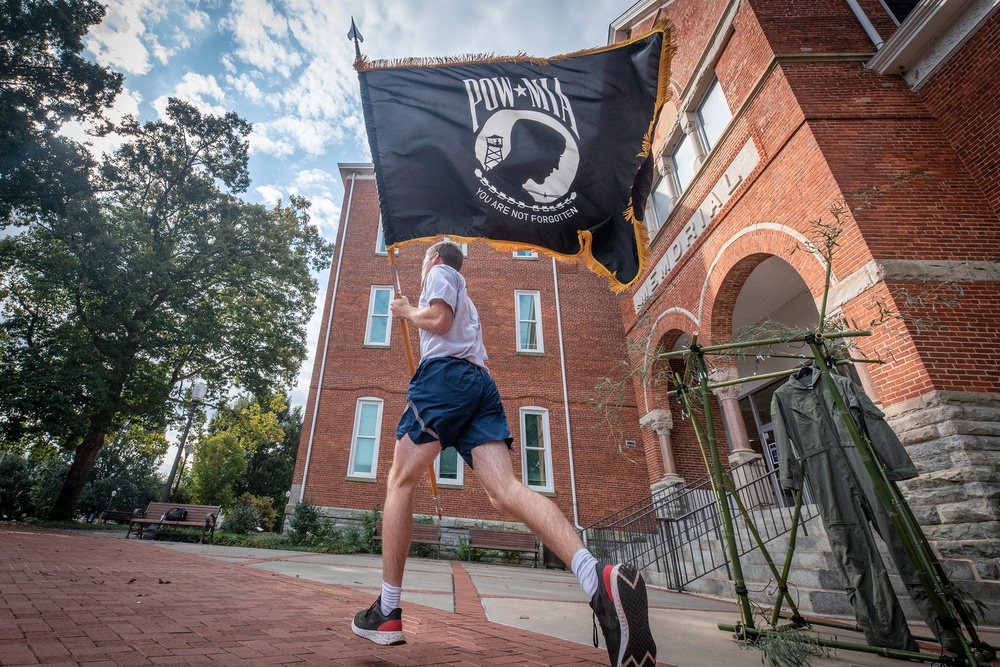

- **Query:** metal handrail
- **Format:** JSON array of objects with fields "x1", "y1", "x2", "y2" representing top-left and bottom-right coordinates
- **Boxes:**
[{"x1": 582, "y1": 459, "x2": 819, "y2": 590}]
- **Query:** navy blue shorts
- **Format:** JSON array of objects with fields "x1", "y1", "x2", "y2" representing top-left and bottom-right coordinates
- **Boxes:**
[{"x1": 396, "y1": 357, "x2": 513, "y2": 467}]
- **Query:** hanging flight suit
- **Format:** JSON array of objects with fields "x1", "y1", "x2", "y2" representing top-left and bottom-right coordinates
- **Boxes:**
[{"x1": 771, "y1": 366, "x2": 943, "y2": 652}]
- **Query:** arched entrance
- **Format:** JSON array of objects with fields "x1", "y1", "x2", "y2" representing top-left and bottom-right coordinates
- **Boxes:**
[{"x1": 730, "y1": 256, "x2": 818, "y2": 503}]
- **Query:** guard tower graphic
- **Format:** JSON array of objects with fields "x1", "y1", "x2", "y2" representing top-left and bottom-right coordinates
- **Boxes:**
[{"x1": 484, "y1": 135, "x2": 504, "y2": 170}]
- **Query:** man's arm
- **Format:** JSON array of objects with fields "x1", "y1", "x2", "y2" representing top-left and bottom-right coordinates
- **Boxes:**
[{"x1": 389, "y1": 296, "x2": 453, "y2": 334}]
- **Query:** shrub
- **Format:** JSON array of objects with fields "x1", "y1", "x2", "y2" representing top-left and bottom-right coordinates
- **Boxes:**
[
  {"x1": 0, "y1": 454, "x2": 34, "y2": 519},
  {"x1": 236, "y1": 493, "x2": 277, "y2": 531},
  {"x1": 223, "y1": 503, "x2": 261, "y2": 535},
  {"x1": 289, "y1": 498, "x2": 321, "y2": 542}
]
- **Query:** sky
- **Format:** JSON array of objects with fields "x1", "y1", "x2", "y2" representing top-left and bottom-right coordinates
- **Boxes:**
[{"x1": 66, "y1": 0, "x2": 637, "y2": 463}]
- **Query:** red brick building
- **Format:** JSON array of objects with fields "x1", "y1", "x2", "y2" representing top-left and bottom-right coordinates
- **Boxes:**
[
  {"x1": 613, "y1": 0, "x2": 1000, "y2": 612},
  {"x1": 288, "y1": 163, "x2": 650, "y2": 543},
  {"x1": 291, "y1": 0, "x2": 999, "y2": 604}
]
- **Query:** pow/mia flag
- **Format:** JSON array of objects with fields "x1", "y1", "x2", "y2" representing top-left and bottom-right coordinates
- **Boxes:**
[{"x1": 357, "y1": 21, "x2": 673, "y2": 292}]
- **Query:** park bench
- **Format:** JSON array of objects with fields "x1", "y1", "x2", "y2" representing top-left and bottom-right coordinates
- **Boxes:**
[
  {"x1": 126, "y1": 502, "x2": 220, "y2": 544},
  {"x1": 100, "y1": 510, "x2": 138, "y2": 524},
  {"x1": 372, "y1": 520, "x2": 441, "y2": 559},
  {"x1": 467, "y1": 527, "x2": 539, "y2": 567}
]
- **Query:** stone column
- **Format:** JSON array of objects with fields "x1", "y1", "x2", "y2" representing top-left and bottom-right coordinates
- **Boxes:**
[
  {"x1": 640, "y1": 409, "x2": 684, "y2": 493},
  {"x1": 712, "y1": 380, "x2": 770, "y2": 509},
  {"x1": 655, "y1": 155, "x2": 681, "y2": 205},
  {"x1": 711, "y1": 383, "x2": 754, "y2": 457},
  {"x1": 682, "y1": 111, "x2": 710, "y2": 166}
]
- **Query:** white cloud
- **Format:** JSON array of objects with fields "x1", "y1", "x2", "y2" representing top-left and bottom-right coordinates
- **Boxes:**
[
  {"x1": 226, "y1": 73, "x2": 265, "y2": 104},
  {"x1": 86, "y1": 0, "x2": 169, "y2": 75},
  {"x1": 255, "y1": 184, "x2": 284, "y2": 205},
  {"x1": 186, "y1": 9, "x2": 210, "y2": 30},
  {"x1": 149, "y1": 34, "x2": 176, "y2": 64},
  {"x1": 221, "y1": 0, "x2": 303, "y2": 77},
  {"x1": 152, "y1": 72, "x2": 228, "y2": 118}
]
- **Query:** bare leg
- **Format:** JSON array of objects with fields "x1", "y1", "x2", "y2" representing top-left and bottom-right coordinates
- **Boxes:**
[
  {"x1": 382, "y1": 434, "x2": 441, "y2": 587},
  {"x1": 471, "y1": 442, "x2": 585, "y2": 565}
]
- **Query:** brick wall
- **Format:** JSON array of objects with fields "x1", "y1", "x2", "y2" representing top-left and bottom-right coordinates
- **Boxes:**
[{"x1": 292, "y1": 171, "x2": 651, "y2": 528}]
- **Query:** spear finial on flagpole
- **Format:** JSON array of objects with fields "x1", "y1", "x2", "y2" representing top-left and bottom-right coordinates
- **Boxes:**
[{"x1": 348, "y1": 16, "x2": 364, "y2": 61}]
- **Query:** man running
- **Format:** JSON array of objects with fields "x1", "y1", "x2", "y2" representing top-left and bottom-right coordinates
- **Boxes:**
[{"x1": 351, "y1": 240, "x2": 656, "y2": 667}]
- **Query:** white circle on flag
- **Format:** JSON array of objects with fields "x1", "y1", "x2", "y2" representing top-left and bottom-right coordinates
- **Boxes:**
[{"x1": 475, "y1": 110, "x2": 579, "y2": 203}]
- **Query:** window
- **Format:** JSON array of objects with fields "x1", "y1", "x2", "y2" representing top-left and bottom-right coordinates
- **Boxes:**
[
  {"x1": 698, "y1": 80, "x2": 731, "y2": 152},
  {"x1": 667, "y1": 77, "x2": 731, "y2": 197},
  {"x1": 645, "y1": 176, "x2": 675, "y2": 234},
  {"x1": 513, "y1": 249, "x2": 538, "y2": 259},
  {"x1": 375, "y1": 219, "x2": 387, "y2": 255},
  {"x1": 515, "y1": 290, "x2": 543, "y2": 353},
  {"x1": 365, "y1": 286, "x2": 392, "y2": 346},
  {"x1": 435, "y1": 447, "x2": 464, "y2": 486},
  {"x1": 520, "y1": 407, "x2": 553, "y2": 492},
  {"x1": 671, "y1": 133, "x2": 697, "y2": 193},
  {"x1": 348, "y1": 398, "x2": 384, "y2": 479}
]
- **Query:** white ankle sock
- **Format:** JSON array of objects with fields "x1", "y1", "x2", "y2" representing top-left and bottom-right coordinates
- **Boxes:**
[
  {"x1": 380, "y1": 581, "x2": 401, "y2": 615},
  {"x1": 571, "y1": 548, "x2": 600, "y2": 599}
]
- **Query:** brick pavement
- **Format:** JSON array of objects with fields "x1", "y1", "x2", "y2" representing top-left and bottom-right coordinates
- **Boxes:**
[{"x1": 0, "y1": 526, "x2": 626, "y2": 666}]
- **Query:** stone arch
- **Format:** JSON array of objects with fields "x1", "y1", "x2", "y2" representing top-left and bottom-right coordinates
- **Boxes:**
[
  {"x1": 699, "y1": 224, "x2": 832, "y2": 345},
  {"x1": 641, "y1": 307, "x2": 699, "y2": 415}
]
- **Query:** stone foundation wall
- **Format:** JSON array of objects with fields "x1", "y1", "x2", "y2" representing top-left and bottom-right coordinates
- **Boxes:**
[{"x1": 887, "y1": 390, "x2": 1000, "y2": 615}]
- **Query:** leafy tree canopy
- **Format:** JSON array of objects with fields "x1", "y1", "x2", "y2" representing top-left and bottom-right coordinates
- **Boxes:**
[
  {"x1": 1, "y1": 0, "x2": 123, "y2": 221},
  {"x1": 0, "y1": 99, "x2": 333, "y2": 519},
  {"x1": 190, "y1": 432, "x2": 245, "y2": 508}
]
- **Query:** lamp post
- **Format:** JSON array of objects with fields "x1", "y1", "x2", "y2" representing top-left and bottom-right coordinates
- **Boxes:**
[
  {"x1": 105, "y1": 489, "x2": 118, "y2": 513},
  {"x1": 161, "y1": 381, "x2": 207, "y2": 503},
  {"x1": 172, "y1": 438, "x2": 196, "y2": 499}
]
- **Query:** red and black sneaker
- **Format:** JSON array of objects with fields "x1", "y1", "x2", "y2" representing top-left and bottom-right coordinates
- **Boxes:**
[
  {"x1": 351, "y1": 596, "x2": 405, "y2": 645},
  {"x1": 590, "y1": 562, "x2": 656, "y2": 667}
]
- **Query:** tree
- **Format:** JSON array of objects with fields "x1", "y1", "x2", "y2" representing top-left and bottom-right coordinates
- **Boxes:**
[
  {"x1": 190, "y1": 432, "x2": 245, "y2": 507},
  {"x1": 242, "y1": 403, "x2": 302, "y2": 518},
  {"x1": 1, "y1": 0, "x2": 123, "y2": 222},
  {"x1": 75, "y1": 425, "x2": 167, "y2": 518},
  {"x1": 0, "y1": 99, "x2": 333, "y2": 519}
]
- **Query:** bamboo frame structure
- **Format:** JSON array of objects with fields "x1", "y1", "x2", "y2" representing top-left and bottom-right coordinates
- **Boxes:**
[{"x1": 660, "y1": 330, "x2": 993, "y2": 666}]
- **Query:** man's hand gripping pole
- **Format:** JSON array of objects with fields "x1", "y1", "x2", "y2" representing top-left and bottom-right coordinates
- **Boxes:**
[{"x1": 388, "y1": 249, "x2": 443, "y2": 521}]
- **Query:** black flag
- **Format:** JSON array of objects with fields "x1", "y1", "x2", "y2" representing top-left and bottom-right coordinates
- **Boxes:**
[{"x1": 357, "y1": 22, "x2": 673, "y2": 292}]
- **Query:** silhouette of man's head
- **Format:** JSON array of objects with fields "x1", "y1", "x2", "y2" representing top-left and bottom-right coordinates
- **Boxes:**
[{"x1": 496, "y1": 119, "x2": 566, "y2": 187}]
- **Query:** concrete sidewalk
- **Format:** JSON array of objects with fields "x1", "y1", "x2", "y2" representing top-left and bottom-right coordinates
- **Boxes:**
[{"x1": 1, "y1": 526, "x2": 996, "y2": 666}]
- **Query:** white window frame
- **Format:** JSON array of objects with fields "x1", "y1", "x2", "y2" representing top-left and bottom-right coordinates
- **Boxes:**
[
  {"x1": 364, "y1": 286, "x2": 393, "y2": 347},
  {"x1": 512, "y1": 249, "x2": 538, "y2": 259},
  {"x1": 671, "y1": 132, "x2": 698, "y2": 194},
  {"x1": 645, "y1": 175, "x2": 675, "y2": 235},
  {"x1": 375, "y1": 218, "x2": 387, "y2": 255},
  {"x1": 348, "y1": 398, "x2": 384, "y2": 480},
  {"x1": 515, "y1": 290, "x2": 543, "y2": 354},
  {"x1": 520, "y1": 407, "x2": 553, "y2": 492},
  {"x1": 434, "y1": 447, "x2": 464, "y2": 487},
  {"x1": 697, "y1": 79, "x2": 731, "y2": 153},
  {"x1": 665, "y1": 77, "x2": 732, "y2": 197}
]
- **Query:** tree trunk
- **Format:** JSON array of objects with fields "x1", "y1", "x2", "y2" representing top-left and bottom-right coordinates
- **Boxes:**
[{"x1": 48, "y1": 418, "x2": 110, "y2": 520}]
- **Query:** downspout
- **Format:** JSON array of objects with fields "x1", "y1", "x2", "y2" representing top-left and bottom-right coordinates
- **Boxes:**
[
  {"x1": 844, "y1": 0, "x2": 884, "y2": 49},
  {"x1": 552, "y1": 258, "x2": 583, "y2": 532},
  {"x1": 299, "y1": 170, "x2": 356, "y2": 502}
]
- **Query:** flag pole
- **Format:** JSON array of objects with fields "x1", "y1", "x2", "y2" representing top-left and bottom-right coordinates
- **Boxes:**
[{"x1": 388, "y1": 248, "x2": 443, "y2": 521}]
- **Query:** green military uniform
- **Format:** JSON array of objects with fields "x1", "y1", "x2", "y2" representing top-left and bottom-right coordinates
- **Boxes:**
[{"x1": 771, "y1": 366, "x2": 942, "y2": 651}]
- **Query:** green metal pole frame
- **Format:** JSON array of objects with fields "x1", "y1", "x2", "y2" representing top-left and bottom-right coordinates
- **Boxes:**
[
  {"x1": 689, "y1": 338, "x2": 757, "y2": 631},
  {"x1": 802, "y1": 336, "x2": 988, "y2": 666},
  {"x1": 674, "y1": 376, "x2": 804, "y2": 624}
]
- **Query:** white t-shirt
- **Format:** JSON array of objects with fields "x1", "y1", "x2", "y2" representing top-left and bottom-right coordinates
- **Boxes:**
[{"x1": 418, "y1": 264, "x2": 489, "y2": 368}]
